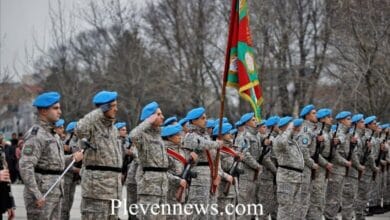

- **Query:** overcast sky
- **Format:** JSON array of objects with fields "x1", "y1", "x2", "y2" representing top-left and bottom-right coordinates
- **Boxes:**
[{"x1": 0, "y1": 0, "x2": 144, "y2": 81}]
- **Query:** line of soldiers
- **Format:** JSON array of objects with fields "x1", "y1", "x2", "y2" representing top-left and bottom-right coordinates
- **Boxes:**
[{"x1": 17, "y1": 90, "x2": 389, "y2": 220}]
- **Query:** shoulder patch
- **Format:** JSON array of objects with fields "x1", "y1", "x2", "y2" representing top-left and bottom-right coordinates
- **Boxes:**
[
  {"x1": 302, "y1": 138, "x2": 309, "y2": 145},
  {"x1": 31, "y1": 127, "x2": 39, "y2": 136},
  {"x1": 23, "y1": 145, "x2": 34, "y2": 155}
]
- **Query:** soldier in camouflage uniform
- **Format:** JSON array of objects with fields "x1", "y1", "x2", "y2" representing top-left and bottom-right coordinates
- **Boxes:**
[
  {"x1": 256, "y1": 117, "x2": 278, "y2": 220},
  {"x1": 234, "y1": 113, "x2": 262, "y2": 220},
  {"x1": 341, "y1": 114, "x2": 366, "y2": 220},
  {"x1": 19, "y1": 92, "x2": 83, "y2": 220},
  {"x1": 163, "y1": 124, "x2": 197, "y2": 220},
  {"x1": 384, "y1": 124, "x2": 390, "y2": 211},
  {"x1": 129, "y1": 101, "x2": 169, "y2": 220},
  {"x1": 75, "y1": 90, "x2": 123, "y2": 220},
  {"x1": 54, "y1": 119, "x2": 66, "y2": 140},
  {"x1": 306, "y1": 109, "x2": 333, "y2": 220},
  {"x1": 182, "y1": 107, "x2": 224, "y2": 220},
  {"x1": 214, "y1": 123, "x2": 237, "y2": 220},
  {"x1": 324, "y1": 111, "x2": 353, "y2": 220},
  {"x1": 355, "y1": 116, "x2": 378, "y2": 219},
  {"x1": 61, "y1": 121, "x2": 81, "y2": 220},
  {"x1": 273, "y1": 116, "x2": 304, "y2": 220},
  {"x1": 296, "y1": 105, "x2": 320, "y2": 219}
]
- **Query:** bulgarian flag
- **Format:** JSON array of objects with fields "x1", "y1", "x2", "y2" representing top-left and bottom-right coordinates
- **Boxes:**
[{"x1": 223, "y1": 0, "x2": 263, "y2": 120}]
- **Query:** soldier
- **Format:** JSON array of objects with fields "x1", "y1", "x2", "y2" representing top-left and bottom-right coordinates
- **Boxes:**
[
  {"x1": 19, "y1": 92, "x2": 83, "y2": 220},
  {"x1": 75, "y1": 90, "x2": 123, "y2": 220},
  {"x1": 256, "y1": 117, "x2": 279, "y2": 220},
  {"x1": 214, "y1": 123, "x2": 238, "y2": 220},
  {"x1": 115, "y1": 122, "x2": 131, "y2": 184},
  {"x1": 383, "y1": 124, "x2": 390, "y2": 211},
  {"x1": 164, "y1": 116, "x2": 178, "y2": 127},
  {"x1": 179, "y1": 118, "x2": 189, "y2": 135},
  {"x1": 54, "y1": 119, "x2": 66, "y2": 140},
  {"x1": 307, "y1": 108, "x2": 333, "y2": 220},
  {"x1": 273, "y1": 116, "x2": 304, "y2": 220},
  {"x1": 163, "y1": 124, "x2": 197, "y2": 220},
  {"x1": 235, "y1": 112, "x2": 262, "y2": 220},
  {"x1": 341, "y1": 114, "x2": 365, "y2": 220},
  {"x1": 296, "y1": 104, "x2": 320, "y2": 219},
  {"x1": 355, "y1": 116, "x2": 377, "y2": 219},
  {"x1": 61, "y1": 121, "x2": 80, "y2": 220},
  {"x1": 324, "y1": 111, "x2": 353, "y2": 220},
  {"x1": 182, "y1": 107, "x2": 224, "y2": 220},
  {"x1": 129, "y1": 101, "x2": 169, "y2": 220},
  {"x1": 206, "y1": 119, "x2": 215, "y2": 137}
]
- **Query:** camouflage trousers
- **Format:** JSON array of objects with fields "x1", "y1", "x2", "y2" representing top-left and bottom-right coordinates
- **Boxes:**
[
  {"x1": 369, "y1": 172, "x2": 381, "y2": 207},
  {"x1": 187, "y1": 167, "x2": 211, "y2": 220},
  {"x1": 386, "y1": 168, "x2": 390, "y2": 205},
  {"x1": 137, "y1": 194, "x2": 167, "y2": 220},
  {"x1": 324, "y1": 173, "x2": 345, "y2": 220},
  {"x1": 307, "y1": 167, "x2": 327, "y2": 220},
  {"x1": 276, "y1": 181, "x2": 302, "y2": 220},
  {"x1": 380, "y1": 169, "x2": 387, "y2": 205},
  {"x1": 80, "y1": 197, "x2": 118, "y2": 220},
  {"x1": 299, "y1": 168, "x2": 311, "y2": 220},
  {"x1": 126, "y1": 183, "x2": 138, "y2": 220},
  {"x1": 341, "y1": 176, "x2": 359, "y2": 220},
  {"x1": 217, "y1": 197, "x2": 235, "y2": 220},
  {"x1": 256, "y1": 178, "x2": 277, "y2": 220},
  {"x1": 236, "y1": 177, "x2": 257, "y2": 220},
  {"x1": 24, "y1": 193, "x2": 61, "y2": 220},
  {"x1": 61, "y1": 173, "x2": 78, "y2": 220},
  {"x1": 355, "y1": 173, "x2": 372, "y2": 220}
]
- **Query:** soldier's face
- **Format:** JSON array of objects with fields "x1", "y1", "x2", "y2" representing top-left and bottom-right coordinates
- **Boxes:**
[
  {"x1": 258, "y1": 125, "x2": 267, "y2": 134},
  {"x1": 104, "y1": 101, "x2": 118, "y2": 119},
  {"x1": 168, "y1": 134, "x2": 181, "y2": 145},
  {"x1": 193, "y1": 114, "x2": 207, "y2": 128},
  {"x1": 307, "y1": 110, "x2": 318, "y2": 123},
  {"x1": 41, "y1": 103, "x2": 61, "y2": 123},
  {"x1": 246, "y1": 117, "x2": 257, "y2": 128},
  {"x1": 119, "y1": 127, "x2": 127, "y2": 137},
  {"x1": 340, "y1": 117, "x2": 352, "y2": 127},
  {"x1": 322, "y1": 116, "x2": 332, "y2": 125},
  {"x1": 153, "y1": 108, "x2": 164, "y2": 127},
  {"x1": 368, "y1": 121, "x2": 376, "y2": 130},
  {"x1": 223, "y1": 133, "x2": 233, "y2": 142},
  {"x1": 356, "y1": 119, "x2": 365, "y2": 129},
  {"x1": 55, "y1": 126, "x2": 64, "y2": 135}
]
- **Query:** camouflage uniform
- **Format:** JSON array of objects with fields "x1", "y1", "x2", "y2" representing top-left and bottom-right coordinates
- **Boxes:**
[
  {"x1": 355, "y1": 128, "x2": 376, "y2": 220},
  {"x1": 125, "y1": 144, "x2": 139, "y2": 220},
  {"x1": 19, "y1": 120, "x2": 71, "y2": 220},
  {"x1": 324, "y1": 123, "x2": 351, "y2": 220},
  {"x1": 217, "y1": 140, "x2": 238, "y2": 220},
  {"x1": 295, "y1": 120, "x2": 318, "y2": 219},
  {"x1": 273, "y1": 128, "x2": 304, "y2": 220},
  {"x1": 385, "y1": 141, "x2": 390, "y2": 209},
  {"x1": 256, "y1": 132, "x2": 277, "y2": 220},
  {"x1": 165, "y1": 140, "x2": 189, "y2": 220},
  {"x1": 341, "y1": 127, "x2": 364, "y2": 220},
  {"x1": 75, "y1": 109, "x2": 123, "y2": 220},
  {"x1": 129, "y1": 120, "x2": 169, "y2": 220},
  {"x1": 368, "y1": 132, "x2": 382, "y2": 210},
  {"x1": 307, "y1": 124, "x2": 331, "y2": 220},
  {"x1": 61, "y1": 135, "x2": 81, "y2": 220},
  {"x1": 235, "y1": 126, "x2": 262, "y2": 220},
  {"x1": 182, "y1": 123, "x2": 221, "y2": 220}
]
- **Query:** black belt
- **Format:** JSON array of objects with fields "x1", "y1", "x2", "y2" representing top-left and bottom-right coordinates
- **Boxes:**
[
  {"x1": 142, "y1": 167, "x2": 168, "y2": 172},
  {"x1": 278, "y1": 165, "x2": 303, "y2": 173},
  {"x1": 85, "y1": 165, "x2": 122, "y2": 172},
  {"x1": 197, "y1": 162, "x2": 209, "y2": 166},
  {"x1": 35, "y1": 168, "x2": 63, "y2": 175}
]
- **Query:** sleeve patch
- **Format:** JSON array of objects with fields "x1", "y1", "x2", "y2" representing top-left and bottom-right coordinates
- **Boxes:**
[
  {"x1": 23, "y1": 145, "x2": 34, "y2": 155},
  {"x1": 302, "y1": 138, "x2": 309, "y2": 145}
]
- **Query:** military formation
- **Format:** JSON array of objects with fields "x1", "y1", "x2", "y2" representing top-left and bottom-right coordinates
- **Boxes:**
[{"x1": 13, "y1": 90, "x2": 390, "y2": 220}]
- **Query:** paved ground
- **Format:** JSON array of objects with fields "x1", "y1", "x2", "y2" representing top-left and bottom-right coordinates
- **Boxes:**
[{"x1": 3, "y1": 184, "x2": 390, "y2": 219}]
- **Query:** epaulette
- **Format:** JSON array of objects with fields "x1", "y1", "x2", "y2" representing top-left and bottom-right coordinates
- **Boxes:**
[{"x1": 31, "y1": 127, "x2": 39, "y2": 136}]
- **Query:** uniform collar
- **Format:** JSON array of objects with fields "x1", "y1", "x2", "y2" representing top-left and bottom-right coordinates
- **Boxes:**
[
  {"x1": 338, "y1": 123, "x2": 349, "y2": 134},
  {"x1": 187, "y1": 123, "x2": 206, "y2": 135},
  {"x1": 39, "y1": 119, "x2": 56, "y2": 134},
  {"x1": 245, "y1": 125, "x2": 258, "y2": 135},
  {"x1": 303, "y1": 120, "x2": 316, "y2": 130},
  {"x1": 164, "y1": 140, "x2": 180, "y2": 150}
]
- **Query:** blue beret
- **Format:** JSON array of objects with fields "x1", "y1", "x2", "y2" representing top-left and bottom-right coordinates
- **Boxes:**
[
  {"x1": 178, "y1": 118, "x2": 189, "y2": 126},
  {"x1": 206, "y1": 119, "x2": 215, "y2": 128},
  {"x1": 257, "y1": 120, "x2": 266, "y2": 127},
  {"x1": 163, "y1": 116, "x2": 178, "y2": 126},
  {"x1": 161, "y1": 124, "x2": 183, "y2": 137},
  {"x1": 114, "y1": 122, "x2": 126, "y2": 129},
  {"x1": 278, "y1": 116, "x2": 293, "y2": 128},
  {"x1": 66, "y1": 121, "x2": 77, "y2": 133},
  {"x1": 317, "y1": 108, "x2": 332, "y2": 119},
  {"x1": 380, "y1": 123, "x2": 389, "y2": 129},
  {"x1": 300, "y1": 104, "x2": 315, "y2": 118},
  {"x1": 140, "y1": 101, "x2": 159, "y2": 121},
  {"x1": 93, "y1": 90, "x2": 118, "y2": 105},
  {"x1": 336, "y1": 111, "x2": 352, "y2": 120},
  {"x1": 265, "y1": 116, "x2": 280, "y2": 127},
  {"x1": 33, "y1": 91, "x2": 61, "y2": 108},
  {"x1": 293, "y1": 118, "x2": 303, "y2": 127},
  {"x1": 235, "y1": 120, "x2": 243, "y2": 127},
  {"x1": 186, "y1": 107, "x2": 205, "y2": 121},
  {"x1": 215, "y1": 117, "x2": 229, "y2": 125},
  {"x1": 55, "y1": 119, "x2": 65, "y2": 128},
  {"x1": 364, "y1": 116, "x2": 377, "y2": 125},
  {"x1": 212, "y1": 123, "x2": 233, "y2": 136},
  {"x1": 240, "y1": 112, "x2": 255, "y2": 124},
  {"x1": 351, "y1": 114, "x2": 364, "y2": 124},
  {"x1": 230, "y1": 128, "x2": 238, "y2": 135},
  {"x1": 331, "y1": 124, "x2": 337, "y2": 132}
]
